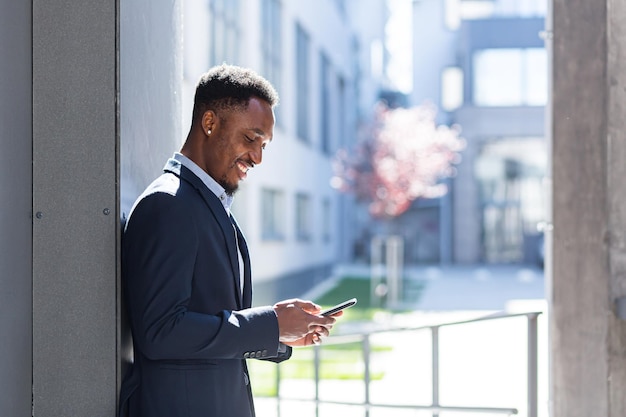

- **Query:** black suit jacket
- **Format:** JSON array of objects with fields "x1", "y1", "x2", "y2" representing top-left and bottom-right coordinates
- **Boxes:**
[{"x1": 118, "y1": 158, "x2": 290, "y2": 417}]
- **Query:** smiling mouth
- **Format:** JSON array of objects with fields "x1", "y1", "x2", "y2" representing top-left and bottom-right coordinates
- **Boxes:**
[{"x1": 236, "y1": 160, "x2": 253, "y2": 178}]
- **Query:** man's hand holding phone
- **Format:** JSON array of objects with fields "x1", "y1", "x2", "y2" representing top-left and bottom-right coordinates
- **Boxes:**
[
  {"x1": 274, "y1": 299, "x2": 335, "y2": 347},
  {"x1": 273, "y1": 297, "x2": 357, "y2": 347}
]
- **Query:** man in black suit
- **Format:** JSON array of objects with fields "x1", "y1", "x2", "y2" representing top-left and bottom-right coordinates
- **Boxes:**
[{"x1": 119, "y1": 64, "x2": 338, "y2": 417}]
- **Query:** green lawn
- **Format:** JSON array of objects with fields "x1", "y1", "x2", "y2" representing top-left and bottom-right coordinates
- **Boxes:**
[
  {"x1": 316, "y1": 275, "x2": 424, "y2": 316},
  {"x1": 248, "y1": 343, "x2": 391, "y2": 397}
]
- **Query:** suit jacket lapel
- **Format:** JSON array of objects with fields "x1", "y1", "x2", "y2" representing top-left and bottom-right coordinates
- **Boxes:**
[{"x1": 164, "y1": 159, "x2": 244, "y2": 309}]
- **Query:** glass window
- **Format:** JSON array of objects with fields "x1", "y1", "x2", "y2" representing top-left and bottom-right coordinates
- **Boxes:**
[
  {"x1": 296, "y1": 23, "x2": 310, "y2": 142},
  {"x1": 337, "y1": 76, "x2": 346, "y2": 149},
  {"x1": 261, "y1": 188, "x2": 285, "y2": 240},
  {"x1": 295, "y1": 193, "x2": 312, "y2": 241},
  {"x1": 475, "y1": 137, "x2": 547, "y2": 263},
  {"x1": 473, "y1": 48, "x2": 547, "y2": 107},
  {"x1": 320, "y1": 52, "x2": 331, "y2": 154},
  {"x1": 209, "y1": 0, "x2": 241, "y2": 66},
  {"x1": 441, "y1": 66, "x2": 464, "y2": 111},
  {"x1": 261, "y1": 0, "x2": 282, "y2": 122},
  {"x1": 524, "y1": 48, "x2": 548, "y2": 106},
  {"x1": 322, "y1": 198, "x2": 331, "y2": 242}
]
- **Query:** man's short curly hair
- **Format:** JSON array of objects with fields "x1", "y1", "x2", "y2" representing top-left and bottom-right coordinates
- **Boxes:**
[{"x1": 192, "y1": 64, "x2": 279, "y2": 123}]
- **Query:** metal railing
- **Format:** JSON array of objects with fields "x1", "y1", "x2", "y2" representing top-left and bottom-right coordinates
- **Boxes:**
[{"x1": 270, "y1": 311, "x2": 542, "y2": 417}]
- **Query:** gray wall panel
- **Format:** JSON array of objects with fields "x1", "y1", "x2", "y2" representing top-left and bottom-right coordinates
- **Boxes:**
[
  {"x1": 0, "y1": 2, "x2": 33, "y2": 416},
  {"x1": 32, "y1": 1, "x2": 118, "y2": 416}
]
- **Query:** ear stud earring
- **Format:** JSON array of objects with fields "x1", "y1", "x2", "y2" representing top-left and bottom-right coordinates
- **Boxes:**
[{"x1": 207, "y1": 129, "x2": 212, "y2": 135}]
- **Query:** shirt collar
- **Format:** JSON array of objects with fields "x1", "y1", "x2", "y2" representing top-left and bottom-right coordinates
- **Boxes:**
[{"x1": 173, "y1": 152, "x2": 234, "y2": 214}]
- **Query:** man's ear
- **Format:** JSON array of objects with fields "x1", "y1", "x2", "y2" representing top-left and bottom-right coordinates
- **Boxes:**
[{"x1": 202, "y1": 110, "x2": 216, "y2": 135}]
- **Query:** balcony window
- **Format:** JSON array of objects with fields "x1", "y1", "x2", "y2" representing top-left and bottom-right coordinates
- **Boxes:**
[
  {"x1": 261, "y1": 188, "x2": 285, "y2": 240},
  {"x1": 296, "y1": 23, "x2": 310, "y2": 142},
  {"x1": 473, "y1": 48, "x2": 547, "y2": 107},
  {"x1": 295, "y1": 193, "x2": 312, "y2": 241}
]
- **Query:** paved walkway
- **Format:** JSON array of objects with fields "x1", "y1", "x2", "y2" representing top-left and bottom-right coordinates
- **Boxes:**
[
  {"x1": 321, "y1": 263, "x2": 545, "y2": 310},
  {"x1": 405, "y1": 263, "x2": 545, "y2": 311}
]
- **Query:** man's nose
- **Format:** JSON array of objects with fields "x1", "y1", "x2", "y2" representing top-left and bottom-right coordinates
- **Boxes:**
[{"x1": 250, "y1": 144, "x2": 263, "y2": 165}]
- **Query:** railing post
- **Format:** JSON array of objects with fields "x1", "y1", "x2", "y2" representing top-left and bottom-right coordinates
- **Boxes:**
[
  {"x1": 432, "y1": 326, "x2": 440, "y2": 417},
  {"x1": 314, "y1": 344, "x2": 321, "y2": 417},
  {"x1": 370, "y1": 236, "x2": 384, "y2": 308},
  {"x1": 275, "y1": 364, "x2": 281, "y2": 417},
  {"x1": 386, "y1": 236, "x2": 403, "y2": 307},
  {"x1": 527, "y1": 314, "x2": 539, "y2": 417},
  {"x1": 363, "y1": 334, "x2": 371, "y2": 417}
]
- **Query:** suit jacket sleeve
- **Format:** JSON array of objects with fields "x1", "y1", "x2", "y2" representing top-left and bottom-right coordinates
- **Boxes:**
[{"x1": 123, "y1": 190, "x2": 288, "y2": 362}]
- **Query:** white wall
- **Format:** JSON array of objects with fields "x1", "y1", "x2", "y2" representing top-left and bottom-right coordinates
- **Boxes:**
[{"x1": 120, "y1": 0, "x2": 183, "y2": 215}]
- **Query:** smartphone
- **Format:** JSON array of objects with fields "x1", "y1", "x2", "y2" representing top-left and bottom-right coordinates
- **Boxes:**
[{"x1": 320, "y1": 298, "x2": 357, "y2": 316}]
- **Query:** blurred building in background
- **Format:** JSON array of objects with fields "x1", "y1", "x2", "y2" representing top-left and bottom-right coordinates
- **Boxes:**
[{"x1": 410, "y1": 0, "x2": 548, "y2": 265}]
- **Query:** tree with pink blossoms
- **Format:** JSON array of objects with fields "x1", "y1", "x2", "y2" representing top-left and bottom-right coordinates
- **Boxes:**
[{"x1": 332, "y1": 102, "x2": 465, "y2": 219}]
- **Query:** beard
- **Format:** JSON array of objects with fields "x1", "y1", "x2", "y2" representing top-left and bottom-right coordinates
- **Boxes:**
[{"x1": 218, "y1": 176, "x2": 239, "y2": 196}]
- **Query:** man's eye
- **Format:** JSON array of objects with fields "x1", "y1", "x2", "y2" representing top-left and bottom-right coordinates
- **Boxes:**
[{"x1": 245, "y1": 136, "x2": 253, "y2": 143}]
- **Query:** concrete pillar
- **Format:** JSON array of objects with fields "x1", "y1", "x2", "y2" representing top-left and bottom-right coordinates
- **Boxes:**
[
  {"x1": 551, "y1": 0, "x2": 626, "y2": 416},
  {"x1": 32, "y1": 1, "x2": 118, "y2": 415}
]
